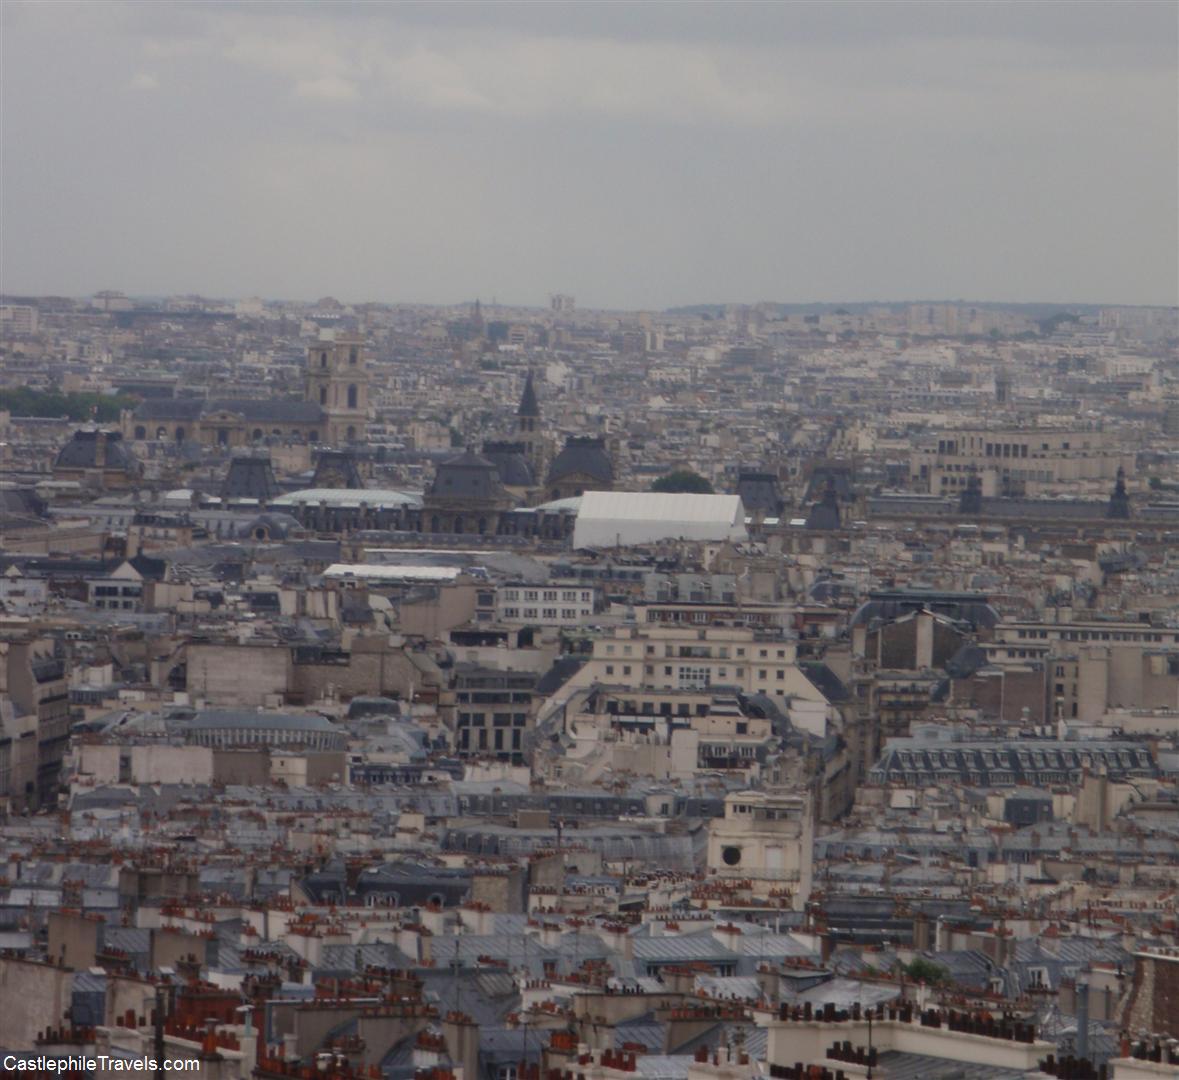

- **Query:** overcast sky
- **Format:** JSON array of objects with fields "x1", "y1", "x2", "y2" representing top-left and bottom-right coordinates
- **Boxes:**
[{"x1": 2, "y1": 1, "x2": 1176, "y2": 309}]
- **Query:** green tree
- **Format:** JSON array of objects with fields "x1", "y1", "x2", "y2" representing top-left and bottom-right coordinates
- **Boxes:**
[
  {"x1": 0, "y1": 387, "x2": 131, "y2": 423},
  {"x1": 902, "y1": 957, "x2": 949, "y2": 984},
  {"x1": 651, "y1": 470, "x2": 714, "y2": 494}
]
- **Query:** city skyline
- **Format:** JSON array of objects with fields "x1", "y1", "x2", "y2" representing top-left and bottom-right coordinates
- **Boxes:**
[{"x1": 2, "y1": 0, "x2": 1176, "y2": 308}]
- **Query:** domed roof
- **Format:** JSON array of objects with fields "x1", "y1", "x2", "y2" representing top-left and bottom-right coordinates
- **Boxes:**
[
  {"x1": 548, "y1": 437, "x2": 613, "y2": 485},
  {"x1": 482, "y1": 441, "x2": 536, "y2": 488},
  {"x1": 53, "y1": 429, "x2": 140, "y2": 474},
  {"x1": 429, "y1": 450, "x2": 507, "y2": 501},
  {"x1": 736, "y1": 470, "x2": 784, "y2": 514}
]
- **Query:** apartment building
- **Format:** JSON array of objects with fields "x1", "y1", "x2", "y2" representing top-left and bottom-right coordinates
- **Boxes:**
[
  {"x1": 990, "y1": 618, "x2": 1179, "y2": 721},
  {"x1": 496, "y1": 580, "x2": 599, "y2": 626},
  {"x1": 580, "y1": 621, "x2": 829, "y2": 709},
  {"x1": 453, "y1": 665, "x2": 538, "y2": 764},
  {"x1": 0, "y1": 633, "x2": 69, "y2": 810}
]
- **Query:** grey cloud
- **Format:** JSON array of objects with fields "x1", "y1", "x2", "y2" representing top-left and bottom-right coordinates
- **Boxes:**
[{"x1": 1, "y1": 1, "x2": 1175, "y2": 307}]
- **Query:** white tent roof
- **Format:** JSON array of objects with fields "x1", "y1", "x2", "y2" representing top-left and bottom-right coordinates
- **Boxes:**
[
  {"x1": 573, "y1": 490, "x2": 747, "y2": 549},
  {"x1": 323, "y1": 563, "x2": 462, "y2": 583}
]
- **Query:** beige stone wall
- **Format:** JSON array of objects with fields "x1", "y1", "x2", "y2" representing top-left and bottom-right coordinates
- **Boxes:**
[
  {"x1": 0, "y1": 957, "x2": 73, "y2": 1049},
  {"x1": 186, "y1": 643, "x2": 291, "y2": 706}
]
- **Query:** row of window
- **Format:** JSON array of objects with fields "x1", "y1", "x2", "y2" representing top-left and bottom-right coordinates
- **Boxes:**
[
  {"x1": 502, "y1": 608, "x2": 583, "y2": 620},
  {"x1": 92, "y1": 585, "x2": 140, "y2": 597},
  {"x1": 603, "y1": 643, "x2": 785, "y2": 660},
  {"x1": 645, "y1": 610, "x2": 772, "y2": 625},
  {"x1": 1013, "y1": 627, "x2": 1175, "y2": 643},
  {"x1": 457, "y1": 712, "x2": 528, "y2": 726},
  {"x1": 459, "y1": 728, "x2": 523, "y2": 750},
  {"x1": 502, "y1": 589, "x2": 592, "y2": 602}
]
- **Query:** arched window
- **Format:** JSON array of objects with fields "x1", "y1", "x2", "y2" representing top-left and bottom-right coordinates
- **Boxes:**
[
  {"x1": 252, "y1": 429, "x2": 263, "y2": 440},
  {"x1": 156, "y1": 427, "x2": 166, "y2": 440},
  {"x1": 134, "y1": 426, "x2": 146, "y2": 440},
  {"x1": 430, "y1": 515, "x2": 440, "y2": 533},
  {"x1": 319, "y1": 387, "x2": 327, "y2": 405},
  {"x1": 320, "y1": 352, "x2": 328, "y2": 368},
  {"x1": 349, "y1": 347, "x2": 358, "y2": 364},
  {"x1": 175, "y1": 427, "x2": 185, "y2": 442},
  {"x1": 478, "y1": 517, "x2": 488, "y2": 534},
  {"x1": 347, "y1": 384, "x2": 358, "y2": 409},
  {"x1": 309, "y1": 431, "x2": 319, "y2": 443}
]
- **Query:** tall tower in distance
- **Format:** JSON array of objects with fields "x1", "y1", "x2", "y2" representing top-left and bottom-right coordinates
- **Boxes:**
[
  {"x1": 517, "y1": 369, "x2": 543, "y2": 478},
  {"x1": 305, "y1": 334, "x2": 369, "y2": 445}
]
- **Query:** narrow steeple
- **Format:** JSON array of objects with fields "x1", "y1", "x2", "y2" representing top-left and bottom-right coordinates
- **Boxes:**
[
  {"x1": 1107, "y1": 466, "x2": 1131, "y2": 520},
  {"x1": 516, "y1": 369, "x2": 543, "y2": 483},
  {"x1": 518, "y1": 368, "x2": 540, "y2": 419}
]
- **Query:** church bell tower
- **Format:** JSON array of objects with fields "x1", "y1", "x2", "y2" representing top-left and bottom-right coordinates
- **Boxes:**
[{"x1": 306, "y1": 334, "x2": 369, "y2": 445}]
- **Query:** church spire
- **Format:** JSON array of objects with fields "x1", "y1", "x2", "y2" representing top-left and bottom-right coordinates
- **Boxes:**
[
  {"x1": 516, "y1": 369, "x2": 543, "y2": 482},
  {"x1": 518, "y1": 368, "x2": 540, "y2": 419},
  {"x1": 1107, "y1": 466, "x2": 1131, "y2": 520}
]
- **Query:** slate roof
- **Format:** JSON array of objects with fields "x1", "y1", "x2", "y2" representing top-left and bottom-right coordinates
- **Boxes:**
[
  {"x1": 418, "y1": 967, "x2": 522, "y2": 1028},
  {"x1": 482, "y1": 442, "x2": 536, "y2": 488},
  {"x1": 429, "y1": 451, "x2": 508, "y2": 501},
  {"x1": 54, "y1": 430, "x2": 140, "y2": 473},
  {"x1": 429, "y1": 933, "x2": 555, "y2": 976},
  {"x1": 850, "y1": 590, "x2": 999, "y2": 629},
  {"x1": 319, "y1": 942, "x2": 417, "y2": 973},
  {"x1": 311, "y1": 450, "x2": 364, "y2": 489},
  {"x1": 179, "y1": 710, "x2": 339, "y2": 733},
  {"x1": 134, "y1": 398, "x2": 324, "y2": 423},
  {"x1": 800, "y1": 662, "x2": 850, "y2": 703},
  {"x1": 0, "y1": 487, "x2": 46, "y2": 518},
  {"x1": 535, "y1": 657, "x2": 587, "y2": 695},
  {"x1": 222, "y1": 456, "x2": 280, "y2": 501},
  {"x1": 548, "y1": 437, "x2": 614, "y2": 485},
  {"x1": 804, "y1": 484, "x2": 842, "y2": 531},
  {"x1": 735, "y1": 472, "x2": 784, "y2": 515},
  {"x1": 613, "y1": 1022, "x2": 665, "y2": 1052},
  {"x1": 632, "y1": 931, "x2": 738, "y2": 965}
]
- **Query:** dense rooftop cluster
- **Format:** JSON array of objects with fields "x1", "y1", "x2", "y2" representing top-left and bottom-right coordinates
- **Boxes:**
[{"x1": 0, "y1": 292, "x2": 1176, "y2": 1079}]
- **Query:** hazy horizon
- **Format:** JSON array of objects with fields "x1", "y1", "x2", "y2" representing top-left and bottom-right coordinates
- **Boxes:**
[
  {"x1": 3, "y1": 0, "x2": 1176, "y2": 308},
  {"x1": 4, "y1": 291, "x2": 1173, "y2": 314}
]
